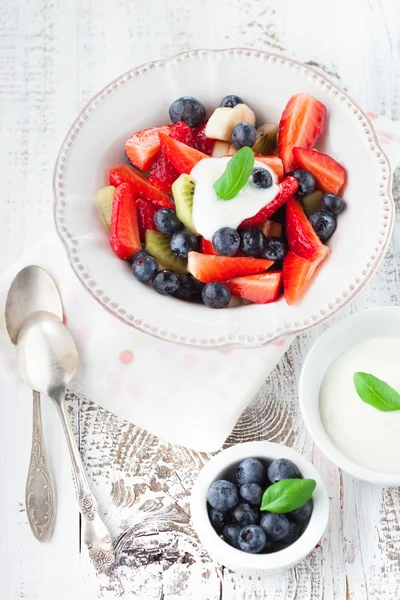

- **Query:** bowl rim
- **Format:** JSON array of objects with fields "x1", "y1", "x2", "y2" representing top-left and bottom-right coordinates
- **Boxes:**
[
  {"x1": 53, "y1": 47, "x2": 394, "y2": 349},
  {"x1": 299, "y1": 306, "x2": 400, "y2": 486},
  {"x1": 190, "y1": 441, "x2": 329, "y2": 571}
]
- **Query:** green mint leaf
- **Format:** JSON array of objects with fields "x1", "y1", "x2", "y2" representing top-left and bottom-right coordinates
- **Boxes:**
[
  {"x1": 213, "y1": 147, "x2": 255, "y2": 200},
  {"x1": 353, "y1": 372, "x2": 400, "y2": 412},
  {"x1": 261, "y1": 479, "x2": 316, "y2": 513}
]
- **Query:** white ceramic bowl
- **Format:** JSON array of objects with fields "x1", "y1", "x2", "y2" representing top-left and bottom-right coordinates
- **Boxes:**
[
  {"x1": 53, "y1": 48, "x2": 394, "y2": 349},
  {"x1": 299, "y1": 307, "x2": 400, "y2": 486},
  {"x1": 190, "y1": 441, "x2": 329, "y2": 571}
]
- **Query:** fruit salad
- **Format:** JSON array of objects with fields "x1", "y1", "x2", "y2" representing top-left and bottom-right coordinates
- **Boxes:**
[
  {"x1": 206, "y1": 457, "x2": 316, "y2": 554},
  {"x1": 96, "y1": 93, "x2": 346, "y2": 308}
]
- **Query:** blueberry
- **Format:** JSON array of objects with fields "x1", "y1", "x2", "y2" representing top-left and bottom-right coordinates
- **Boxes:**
[
  {"x1": 280, "y1": 520, "x2": 300, "y2": 544},
  {"x1": 309, "y1": 210, "x2": 336, "y2": 240},
  {"x1": 202, "y1": 282, "x2": 231, "y2": 309},
  {"x1": 250, "y1": 167, "x2": 273, "y2": 189},
  {"x1": 222, "y1": 524, "x2": 241, "y2": 549},
  {"x1": 209, "y1": 508, "x2": 230, "y2": 533},
  {"x1": 207, "y1": 480, "x2": 239, "y2": 511},
  {"x1": 239, "y1": 228, "x2": 265, "y2": 256},
  {"x1": 131, "y1": 252, "x2": 158, "y2": 283},
  {"x1": 288, "y1": 169, "x2": 316, "y2": 196},
  {"x1": 231, "y1": 122, "x2": 257, "y2": 149},
  {"x1": 321, "y1": 193, "x2": 345, "y2": 215},
  {"x1": 220, "y1": 95, "x2": 243, "y2": 108},
  {"x1": 239, "y1": 484, "x2": 263, "y2": 506},
  {"x1": 174, "y1": 274, "x2": 204, "y2": 301},
  {"x1": 236, "y1": 458, "x2": 266, "y2": 486},
  {"x1": 152, "y1": 270, "x2": 180, "y2": 296},
  {"x1": 232, "y1": 502, "x2": 260, "y2": 527},
  {"x1": 154, "y1": 208, "x2": 183, "y2": 235},
  {"x1": 267, "y1": 458, "x2": 300, "y2": 484},
  {"x1": 238, "y1": 525, "x2": 266, "y2": 553},
  {"x1": 169, "y1": 96, "x2": 206, "y2": 128},
  {"x1": 212, "y1": 227, "x2": 240, "y2": 256},
  {"x1": 261, "y1": 237, "x2": 287, "y2": 262},
  {"x1": 170, "y1": 229, "x2": 199, "y2": 258},
  {"x1": 288, "y1": 499, "x2": 313, "y2": 523},
  {"x1": 260, "y1": 513, "x2": 290, "y2": 542}
]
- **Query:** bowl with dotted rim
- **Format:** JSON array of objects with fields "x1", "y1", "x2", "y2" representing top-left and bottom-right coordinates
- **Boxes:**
[{"x1": 53, "y1": 48, "x2": 394, "y2": 349}]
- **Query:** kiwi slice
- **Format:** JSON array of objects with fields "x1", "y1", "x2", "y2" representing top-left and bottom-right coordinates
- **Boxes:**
[
  {"x1": 145, "y1": 230, "x2": 187, "y2": 274},
  {"x1": 172, "y1": 174, "x2": 198, "y2": 234},
  {"x1": 96, "y1": 185, "x2": 116, "y2": 228},
  {"x1": 252, "y1": 123, "x2": 279, "y2": 155},
  {"x1": 302, "y1": 190, "x2": 323, "y2": 217}
]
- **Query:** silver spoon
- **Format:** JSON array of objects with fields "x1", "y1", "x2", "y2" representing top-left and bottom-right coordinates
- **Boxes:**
[
  {"x1": 16, "y1": 311, "x2": 115, "y2": 573},
  {"x1": 5, "y1": 266, "x2": 61, "y2": 541}
]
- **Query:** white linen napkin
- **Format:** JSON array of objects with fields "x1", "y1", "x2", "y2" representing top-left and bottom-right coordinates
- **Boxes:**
[{"x1": 0, "y1": 113, "x2": 398, "y2": 452}]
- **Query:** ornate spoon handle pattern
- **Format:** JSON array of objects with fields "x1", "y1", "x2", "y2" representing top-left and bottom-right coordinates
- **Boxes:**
[{"x1": 25, "y1": 391, "x2": 56, "y2": 542}]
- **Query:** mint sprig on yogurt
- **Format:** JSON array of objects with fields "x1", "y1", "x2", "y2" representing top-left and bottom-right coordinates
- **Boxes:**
[
  {"x1": 353, "y1": 372, "x2": 400, "y2": 412},
  {"x1": 213, "y1": 147, "x2": 255, "y2": 200}
]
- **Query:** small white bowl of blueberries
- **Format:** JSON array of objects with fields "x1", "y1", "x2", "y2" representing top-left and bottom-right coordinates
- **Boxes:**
[{"x1": 191, "y1": 441, "x2": 329, "y2": 571}]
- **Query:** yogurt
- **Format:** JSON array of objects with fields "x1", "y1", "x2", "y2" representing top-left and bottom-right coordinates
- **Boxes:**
[
  {"x1": 319, "y1": 336, "x2": 400, "y2": 473},
  {"x1": 190, "y1": 157, "x2": 279, "y2": 240}
]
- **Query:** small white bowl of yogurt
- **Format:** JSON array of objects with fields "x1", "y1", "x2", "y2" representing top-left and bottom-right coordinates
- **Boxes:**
[{"x1": 299, "y1": 307, "x2": 400, "y2": 486}]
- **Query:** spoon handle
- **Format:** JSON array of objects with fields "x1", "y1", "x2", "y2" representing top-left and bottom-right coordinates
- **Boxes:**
[
  {"x1": 55, "y1": 398, "x2": 115, "y2": 574},
  {"x1": 25, "y1": 391, "x2": 56, "y2": 541}
]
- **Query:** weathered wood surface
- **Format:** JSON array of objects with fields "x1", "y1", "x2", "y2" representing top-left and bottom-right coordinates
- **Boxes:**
[{"x1": 1, "y1": 0, "x2": 400, "y2": 598}]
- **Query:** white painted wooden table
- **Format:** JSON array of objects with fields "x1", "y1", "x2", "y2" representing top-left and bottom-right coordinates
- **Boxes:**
[{"x1": 1, "y1": 1, "x2": 400, "y2": 598}]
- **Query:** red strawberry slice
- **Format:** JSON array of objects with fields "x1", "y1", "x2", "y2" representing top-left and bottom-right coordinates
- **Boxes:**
[
  {"x1": 188, "y1": 252, "x2": 273, "y2": 283},
  {"x1": 109, "y1": 164, "x2": 174, "y2": 209},
  {"x1": 159, "y1": 132, "x2": 208, "y2": 175},
  {"x1": 255, "y1": 155, "x2": 284, "y2": 181},
  {"x1": 148, "y1": 122, "x2": 194, "y2": 192},
  {"x1": 110, "y1": 183, "x2": 141, "y2": 260},
  {"x1": 293, "y1": 147, "x2": 346, "y2": 195},
  {"x1": 278, "y1": 94, "x2": 327, "y2": 172},
  {"x1": 283, "y1": 251, "x2": 327, "y2": 305},
  {"x1": 136, "y1": 197, "x2": 157, "y2": 240},
  {"x1": 239, "y1": 176, "x2": 298, "y2": 229},
  {"x1": 125, "y1": 125, "x2": 171, "y2": 171},
  {"x1": 191, "y1": 122, "x2": 215, "y2": 156},
  {"x1": 170, "y1": 121, "x2": 194, "y2": 145},
  {"x1": 201, "y1": 237, "x2": 217, "y2": 255},
  {"x1": 226, "y1": 271, "x2": 282, "y2": 304},
  {"x1": 286, "y1": 196, "x2": 329, "y2": 261}
]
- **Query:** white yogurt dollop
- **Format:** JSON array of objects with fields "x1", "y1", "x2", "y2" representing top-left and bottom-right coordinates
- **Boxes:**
[
  {"x1": 190, "y1": 157, "x2": 279, "y2": 240},
  {"x1": 320, "y1": 336, "x2": 400, "y2": 473}
]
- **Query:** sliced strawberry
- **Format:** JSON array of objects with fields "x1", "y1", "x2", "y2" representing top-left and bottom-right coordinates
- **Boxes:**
[
  {"x1": 226, "y1": 271, "x2": 282, "y2": 304},
  {"x1": 159, "y1": 132, "x2": 208, "y2": 175},
  {"x1": 125, "y1": 125, "x2": 171, "y2": 171},
  {"x1": 191, "y1": 122, "x2": 215, "y2": 156},
  {"x1": 255, "y1": 155, "x2": 284, "y2": 181},
  {"x1": 201, "y1": 237, "x2": 217, "y2": 255},
  {"x1": 170, "y1": 121, "x2": 194, "y2": 145},
  {"x1": 283, "y1": 251, "x2": 327, "y2": 305},
  {"x1": 188, "y1": 252, "x2": 273, "y2": 283},
  {"x1": 278, "y1": 94, "x2": 327, "y2": 172},
  {"x1": 110, "y1": 183, "x2": 141, "y2": 260},
  {"x1": 136, "y1": 197, "x2": 157, "y2": 240},
  {"x1": 148, "y1": 151, "x2": 179, "y2": 192},
  {"x1": 286, "y1": 196, "x2": 329, "y2": 261},
  {"x1": 293, "y1": 147, "x2": 346, "y2": 195},
  {"x1": 109, "y1": 164, "x2": 174, "y2": 209},
  {"x1": 239, "y1": 176, "x2": 298, "y2": 229}
]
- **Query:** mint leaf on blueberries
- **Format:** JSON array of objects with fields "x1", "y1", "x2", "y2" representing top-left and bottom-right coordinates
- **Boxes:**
[
  {"x1": 213, "y1": 147, "x2": 255, "y2": 200},
  {"x1": 261, "y1": 479, "x2": 316, "y2": 513},
  {"x1": 353, "y1": 372, "x2": 400, "y2": 412}
]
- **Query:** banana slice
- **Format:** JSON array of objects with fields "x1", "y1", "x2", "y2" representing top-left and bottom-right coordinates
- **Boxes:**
[
  {"x1": 205, "y1": 106, "x2": 243, "y2": 141},
  {"x1": 227, "y1": 144, "x2": 238, "y2": 156},
  {"x1": 212, "y1": 141, "x2": 231, "y2": 157},
  {"x1": 236, "y1": 104, "x2": 256, "y2": 126}
]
